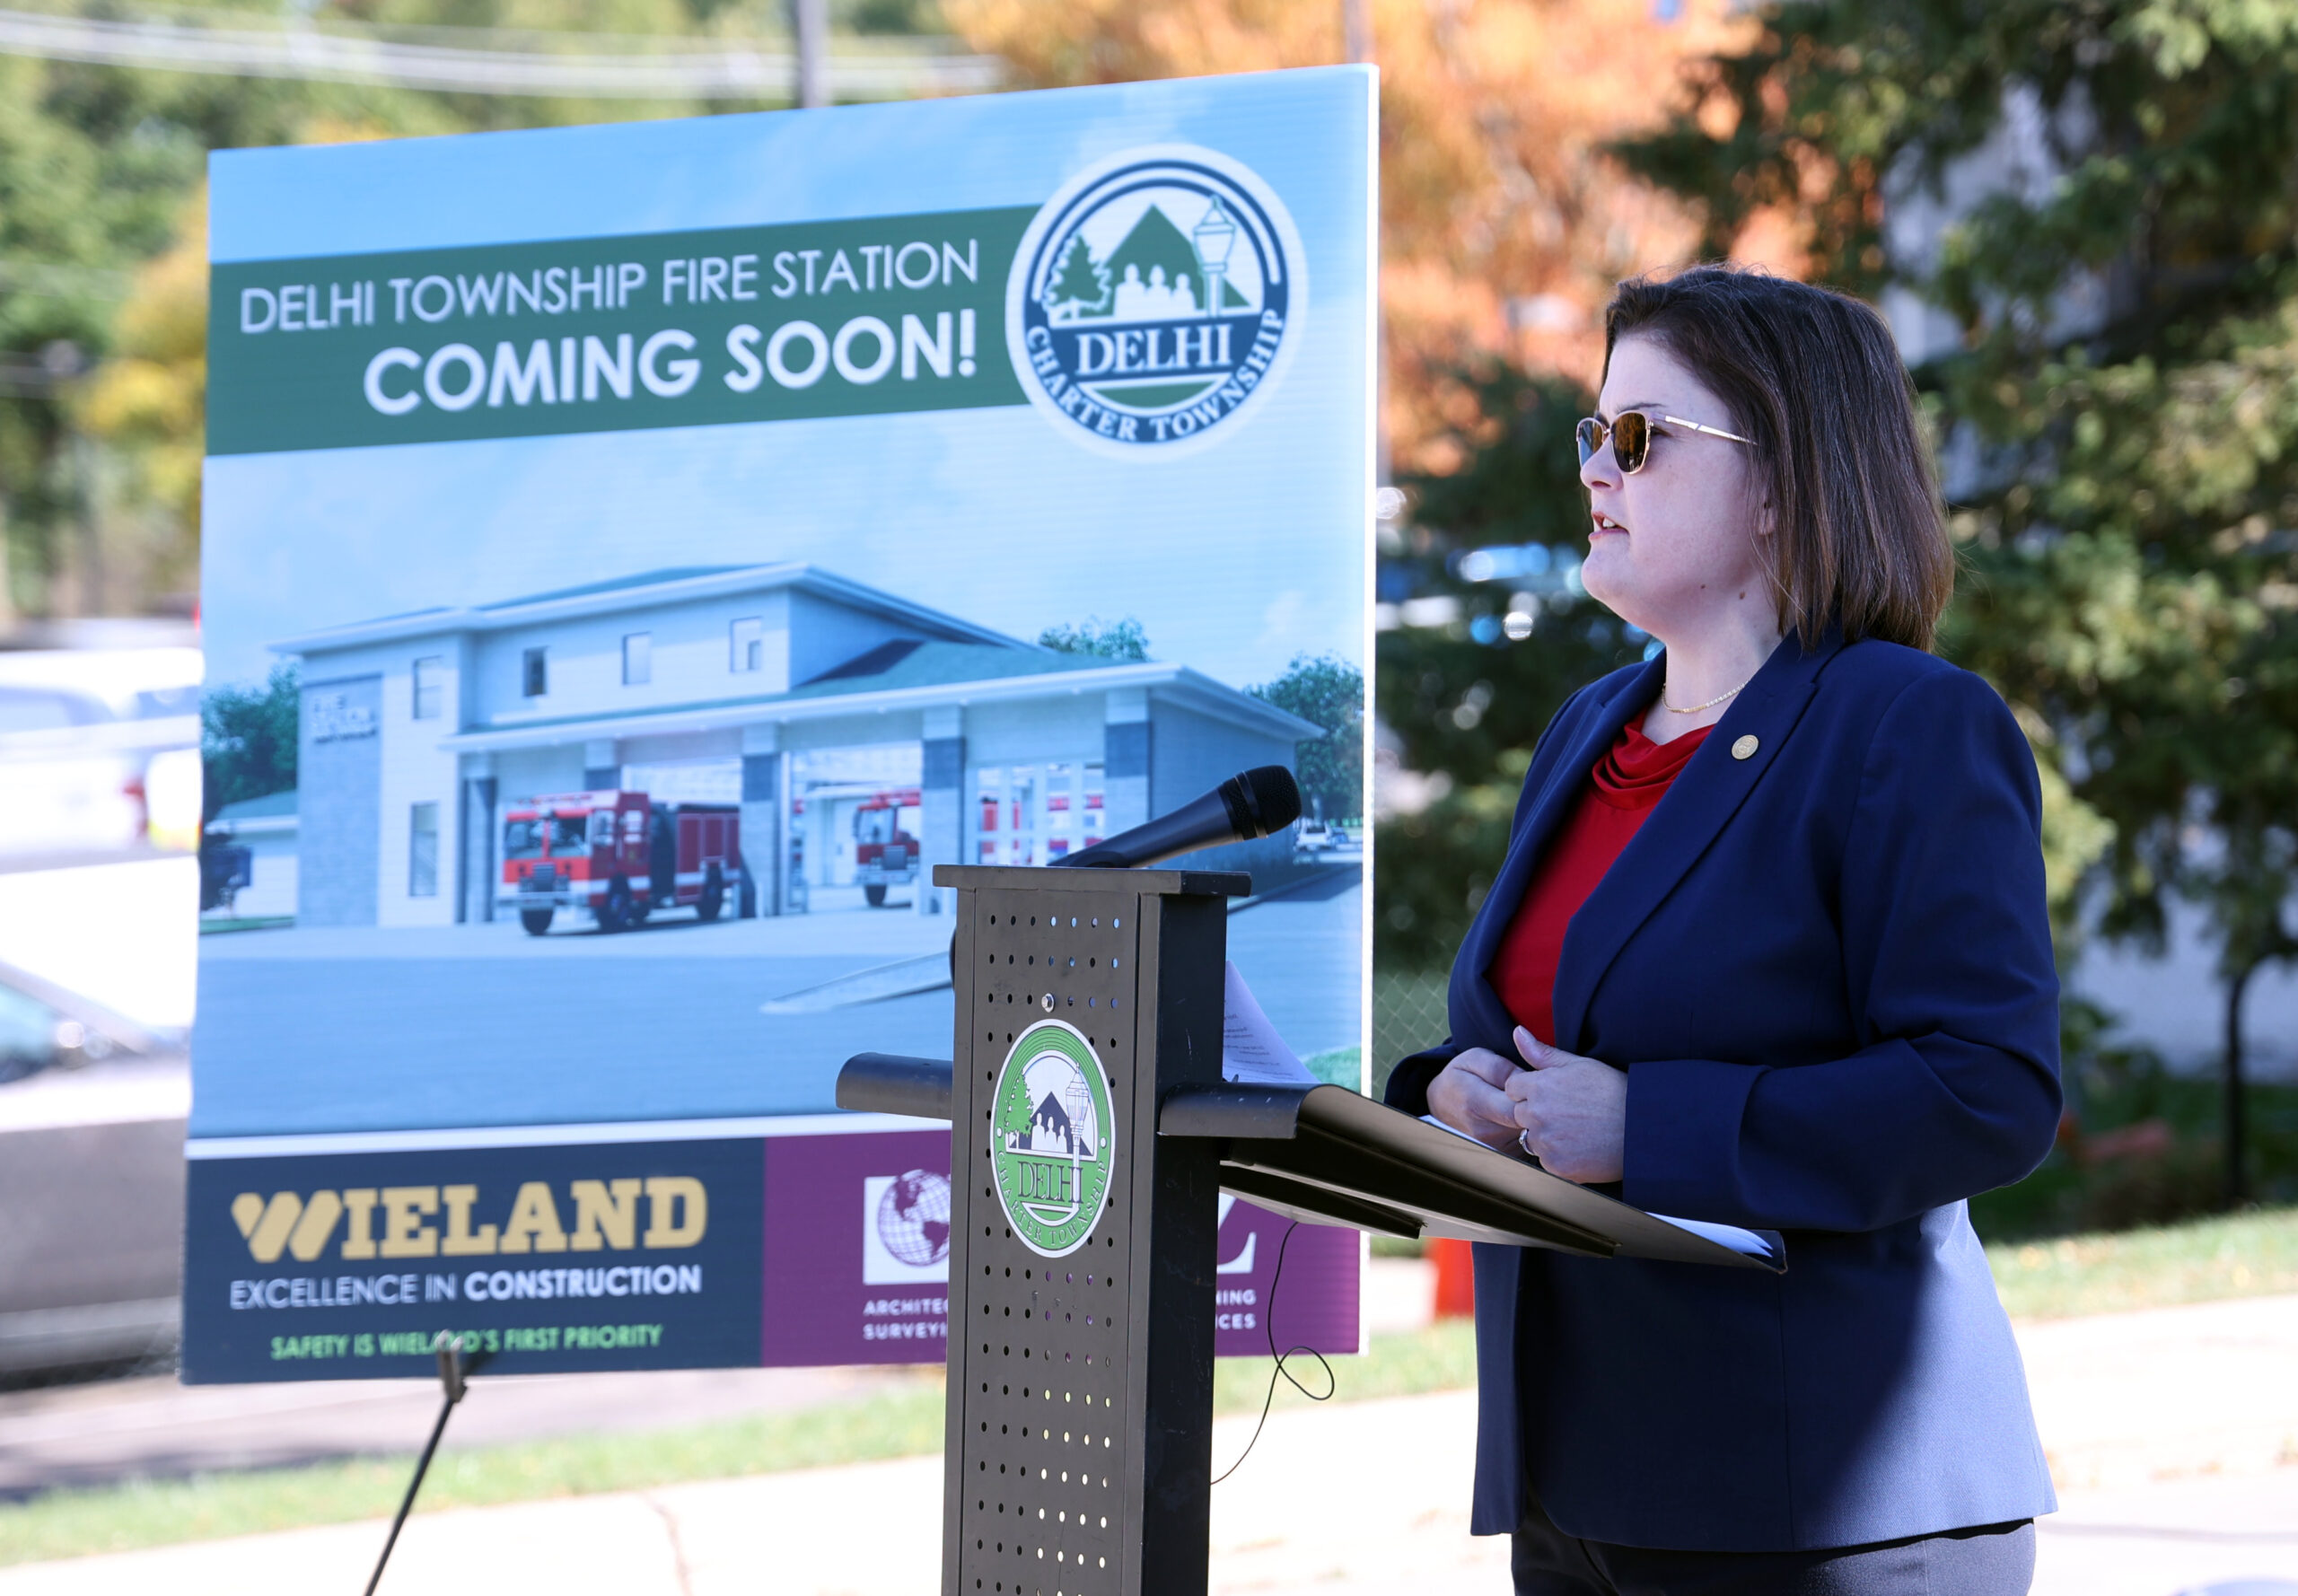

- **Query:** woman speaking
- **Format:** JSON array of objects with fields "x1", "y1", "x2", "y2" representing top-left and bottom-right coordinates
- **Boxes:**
[{"x1": 1387, "y1": 267, "x2": 2062, "y2": 1594}]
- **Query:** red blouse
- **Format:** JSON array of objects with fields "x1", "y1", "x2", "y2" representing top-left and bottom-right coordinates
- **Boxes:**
[{"x1": 1488, "y1": 718, "x2": 1714, "y2": 1045}]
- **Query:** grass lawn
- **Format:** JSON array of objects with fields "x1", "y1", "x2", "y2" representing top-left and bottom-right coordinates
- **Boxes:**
[
  {"x1": 196, "y1": 916, "x2": 294, "y2": 934},
  {"x1": 1984, "y1": 1204, "x2": 2298, "y2": 1319},
  {"x1": 4, "y1": 1206, "x2": 2289, "y2": 1567},
  {"x1": 1302, "y1": 1045, "x2": 1364, "y2": 1090}
]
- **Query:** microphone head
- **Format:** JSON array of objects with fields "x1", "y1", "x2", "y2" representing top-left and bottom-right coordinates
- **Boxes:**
[{"x1": 1224, "y1": 765, "x2": 1302, "y2": 838}]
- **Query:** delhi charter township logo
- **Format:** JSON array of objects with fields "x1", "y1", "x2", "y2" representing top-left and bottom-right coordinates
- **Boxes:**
[
  {"x1": 1006, "y1": 145, "x2": 1308, "y2": 456},
  {"x1": 988, "y1": 1020, "x2": 1116, "y2": 1258}
]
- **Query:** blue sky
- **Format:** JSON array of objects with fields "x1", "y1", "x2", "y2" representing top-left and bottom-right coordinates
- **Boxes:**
[{"x1": 204, "y1": 69, "x2": 1373, "y2": 693}]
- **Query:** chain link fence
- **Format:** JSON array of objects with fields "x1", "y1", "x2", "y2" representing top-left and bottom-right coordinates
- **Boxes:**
[{"x1": 1371, "y1": 966, "x2": 1452, "y2": 1101}]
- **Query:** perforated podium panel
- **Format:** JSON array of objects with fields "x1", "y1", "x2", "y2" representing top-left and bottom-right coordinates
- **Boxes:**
[{"x1": 936, "y1": 864, "x2": 1244, "y2": 1596}]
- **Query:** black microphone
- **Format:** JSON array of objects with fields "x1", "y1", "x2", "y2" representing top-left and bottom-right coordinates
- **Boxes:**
[{"x1": 1053, "y1": 766, "x2": 1302, "y2": 870}]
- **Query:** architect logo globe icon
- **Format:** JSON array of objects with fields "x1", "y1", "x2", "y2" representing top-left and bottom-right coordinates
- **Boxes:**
[
  {"x1": 1007, "y1": 145, "x2": 1309, "y2": 457},
  {"x1": 875, "y1": 1169, "x2": 952, "y2": 1269},
  {"x1": 988, "y1": 1020, "x2": 1117, "y2": 1258}
]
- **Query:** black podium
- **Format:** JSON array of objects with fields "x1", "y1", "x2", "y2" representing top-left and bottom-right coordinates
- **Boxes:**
[{"x1": 838, "y1": 863, "x2": 1779, "y2": 1596}]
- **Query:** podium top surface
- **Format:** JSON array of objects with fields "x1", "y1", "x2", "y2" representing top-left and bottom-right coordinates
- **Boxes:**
[
  {"x1": 1162, "y1": 1083, "x2": 1785, "y2": 1273},
  {"x1": 933, "y1": 864, "x2": 1252, "y2": 898}
]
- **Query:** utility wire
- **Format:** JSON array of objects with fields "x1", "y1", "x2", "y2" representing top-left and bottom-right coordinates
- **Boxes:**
[{"x1": 0, "y1": 5, "x2": 1001, "y2": 99}]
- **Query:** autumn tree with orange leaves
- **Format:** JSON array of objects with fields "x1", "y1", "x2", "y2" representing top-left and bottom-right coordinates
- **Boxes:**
[{"x1": 943, "y1": 0, "x2": 1757, "y2": 474}]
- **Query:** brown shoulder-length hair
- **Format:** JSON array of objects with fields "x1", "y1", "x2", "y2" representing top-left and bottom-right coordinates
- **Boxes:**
[{"x1": 1602, "y1": 266, "x2": 1953, "y2": 652}]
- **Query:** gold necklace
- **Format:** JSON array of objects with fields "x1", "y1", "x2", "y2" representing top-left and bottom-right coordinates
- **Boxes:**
[{"x1": 1661, "y1": 673, "x2": 1754, "y2": 715}]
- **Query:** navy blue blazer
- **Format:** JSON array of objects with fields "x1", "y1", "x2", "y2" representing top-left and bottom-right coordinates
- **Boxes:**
[{"x1": 1384, "y1": 629, "x2": 2063, "y2": 1553}]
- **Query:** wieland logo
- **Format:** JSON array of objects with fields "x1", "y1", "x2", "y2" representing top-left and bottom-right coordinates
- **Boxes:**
[
  {"x1": 988, "y1": 1020, "x2": 1115, "y2": 1258},
  {"x1": 228, "y1": 1177, "x2": 708, "y2": 1262},
  {"x1": 1007, "y1": 145, "x2": 1307, "y2": 455}
]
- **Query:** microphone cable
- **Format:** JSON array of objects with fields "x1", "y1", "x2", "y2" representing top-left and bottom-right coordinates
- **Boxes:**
[{"x1": 1210, "y1": 1220, "x2": 1336, "y2": 1485}]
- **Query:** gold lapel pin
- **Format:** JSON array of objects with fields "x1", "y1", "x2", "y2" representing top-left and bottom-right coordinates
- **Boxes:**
[{"x1": 1732, "y1": 734, "x2": 1759, "y2": 761}]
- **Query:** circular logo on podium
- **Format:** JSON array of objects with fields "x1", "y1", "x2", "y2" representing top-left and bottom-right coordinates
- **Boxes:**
[
  {"x1": 1006, "y1": 144, "x2": 1308, "y2": 458},
  {"x1": 988, "y1": 1020, "x2": 1116, "y2": 1258}
]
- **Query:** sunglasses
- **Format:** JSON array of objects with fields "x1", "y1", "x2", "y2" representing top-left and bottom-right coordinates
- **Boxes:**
[{"x1": 1575, "y1": 411, "x2": 1755, "y2": 475}]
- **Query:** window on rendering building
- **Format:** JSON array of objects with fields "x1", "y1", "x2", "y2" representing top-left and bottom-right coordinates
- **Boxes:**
[
  {"x1": 975, "y1": 767, "x2": 1041, "y2": 866},
  {"x1": 409, "y1": 802, "x2": 439, "y2": 898},
  {"x1": 623, "y1": 632, "x2": 652, "y2": 686},
  {"x1": 730, "y1": 616, "x2": 764, "y2": 673},
  {"x1": 977, "y1": 762, "x2": 1105, "y2": 866},
  {"x1": 412, "y1": 656, "x2": 443, "y2": 720},
  {"x1": 522, "y1": 647, "x2": 548, "y2": 697}
]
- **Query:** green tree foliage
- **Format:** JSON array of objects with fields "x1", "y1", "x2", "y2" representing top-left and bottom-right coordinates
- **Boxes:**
[
  {"x1": 201, "y1": 663, "x2": 300, "y2": 821},
  {"x1": 1044, "y1": 233, "x2": 1110, "y2": 318},
  {"x1": 1616, "y1": 0, "x2": 2298, "y2": 1200},
  {"x1": 1250, "y1": 653, "x2": 1363, "y2": 824},
  {"x1": 1039, "y1": 615, "x2": 1149, "y2": 660},
  {"x1": 0, "y1": 0, "x2": 811, "y2": 620},
  {"x1": 0, "y1": 50, "x2": 212, "y2": 617},
  {"x1": 198, "y1": 661, "x2": 299, "y2": 909},
  {"x1": 67, "y1": 191, "x2": 208, "y2": 600},
  {"x1": 1375, "y1": 368, "x2": 1644, "y2": 971}
]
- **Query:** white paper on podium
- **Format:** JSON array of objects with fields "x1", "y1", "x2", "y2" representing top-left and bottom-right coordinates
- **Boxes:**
[
  {"x1": 1222, "y1": 961, "x2": 1320, "y2": 1087},
  {"x1": 1645, "y1": 1212, "x2": 1783, "y2": 1266}
]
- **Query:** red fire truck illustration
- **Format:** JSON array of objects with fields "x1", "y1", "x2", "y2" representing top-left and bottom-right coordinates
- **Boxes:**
[
  {"x1": 499, "y1": 790, "x2": 738, "y2": 934},
  {"x1": 853, "y1": 788, "x2": 920, "y2": 908}
]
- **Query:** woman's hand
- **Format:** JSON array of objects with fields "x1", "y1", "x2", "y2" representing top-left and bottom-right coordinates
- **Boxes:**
[
  {"x1": 1425, "y1": 1048, "x2": 1527, "y2": 1150},
  {"x1": 1506, "y1": 1026, "x2": 1627, "y2": 1184}
]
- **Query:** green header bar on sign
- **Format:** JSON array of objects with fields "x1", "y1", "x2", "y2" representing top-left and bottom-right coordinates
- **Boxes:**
[{"x1": 207, "y1": 206, "x2": 1036, "y2": 455}]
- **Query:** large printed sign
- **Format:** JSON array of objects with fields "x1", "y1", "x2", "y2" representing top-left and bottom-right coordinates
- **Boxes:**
[{"x1": 193, "y1": 69, "x2": 1374, "y2": 1381}]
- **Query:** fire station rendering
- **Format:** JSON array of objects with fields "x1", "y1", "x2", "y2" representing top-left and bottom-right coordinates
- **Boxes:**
[{"x1": 273, "y1": 564, "x2": 1321, "y2": 930}]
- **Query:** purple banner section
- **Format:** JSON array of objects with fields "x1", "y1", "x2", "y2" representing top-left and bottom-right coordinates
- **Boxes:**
[
  {"x1": 1212, "y1": 1192, "x2": 1362, "y2": 1359},
  {"x1": 761, "y1": 1128, "x2": 952, "y2": 1366},
  {"x1": 758, "y1": 1129, "x2": 1359, "y2": 1366}
]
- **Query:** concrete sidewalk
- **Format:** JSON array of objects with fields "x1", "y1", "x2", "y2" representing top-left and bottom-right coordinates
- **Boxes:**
[
  {"x1": 4, "y1": 1390, "x2": 2294, "y2": 1596},
  {"x1": 2019, "y1": 1291, "x2": 2298, "y2": 1490},
  {"x1": 7, "y1": 1393, "x2": 1491, "y2": 1596},
  {"x1": 4, "y1": 1293, "x2": 2294, "y2": 1594},
  {"x1": 2040, "y1": 1470, "x2": 2298, "y2": 1596}
]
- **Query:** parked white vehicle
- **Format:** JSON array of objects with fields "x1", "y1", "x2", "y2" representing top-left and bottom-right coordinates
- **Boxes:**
[
  {"x1": 0, "y1": 647, "x2": 201, "y2": 867},
  {"x1": 0, "y1": 959, "x2": 188, "y2": 1374},
  {"x1": 1292, "y1": 815, "x2": 1363, "y2": 865}
]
